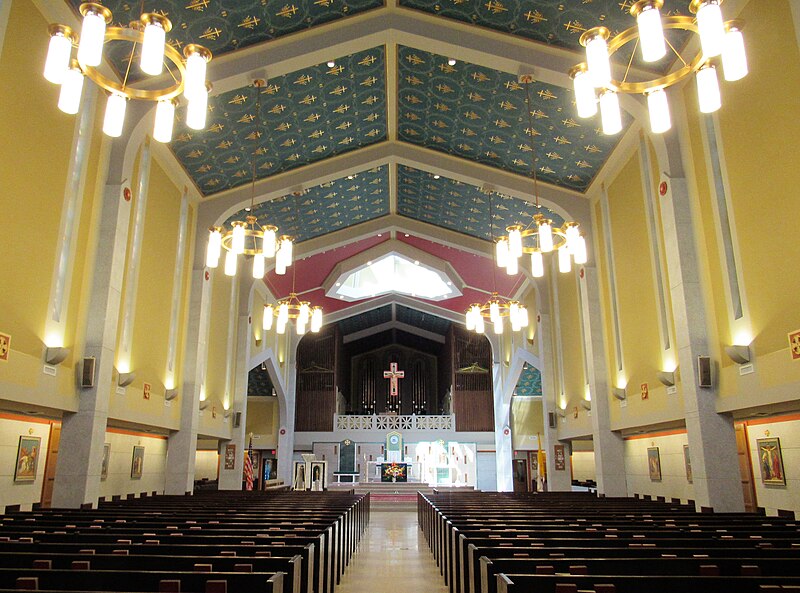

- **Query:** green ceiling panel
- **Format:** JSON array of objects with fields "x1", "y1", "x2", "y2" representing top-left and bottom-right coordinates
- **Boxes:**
[
  {"x1": 338, "y1": 305, "x2": 393, "y2": 335},
  {"x1": 248, "y1": 364, "x2": 276, "y2": 397},
  {"x1": 67, "y1": 0, "x2": 383, "y2": 81},
  {"x1": 396, "y1": 305, "x2": 451, "y2": 335},
  {"x1": 171, "y1": 47, "x2": 387, "y2": 196},
  {"x1": 515, "y1": 362, "x2": 542, "y2": 397},
  {"x1": 398, "y1": 165, "x2": 564, "y2": 241},
  {"x1": 397, "y1": 0, "x2": 690, "y2": 75},
  {"x1": 223, "y1": 166, "x2": 389, "y2": 243},
  {"x1": 397, "y1": 46, "x2": 628, "y2": 192}
]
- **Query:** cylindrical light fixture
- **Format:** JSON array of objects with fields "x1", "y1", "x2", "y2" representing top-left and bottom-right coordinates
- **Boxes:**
[
  {"x1": 311, "y1": 307, "x2": 323, "y2": 333},
  {"x1": 633, "y1": 0, "x2": 666, "y2": 63},
  {"x1": 262, "y1": 226, "x2": 277, "y2": 258},
  {"x1": 495, "y1": 238, "x2": 509, "y2": 268},
  {"x1": 252, "y1": 252, "x2": 265, "y2": 279},
  {"x1": 722, "y1": 21, "x2": 748, "y2": 82},
  {"x1": 558, "y1": 246, "x2": 572, "y2": 273},
  {"x1": 573, "y1": 236, "x2": 588, "y2": 265},
  {"x1": 263, "y1": 304, "x2": 274, "y2": 331},
  {"x1": 140, "y1": 13, "x2": 171, "y2": 76},
  {"x1": 599, "y1": 88, "x2": 622, "y2": 135},
  {"x1": 58, "y1": 61, "x2": 85, "y2": 115},
  {"x1": 569, "y1": 64, "x2": 598, "y2": 118},
  {"x1": 102, "y1": 92, "x2": 127, "y2": 137},
  {"x1": 646, "y1": 88, "x2": 672, "y2": 133},
  {"x1": 696, "y1": 63, "x2": 721, "y2": 113},
  {"x1": 183, "y1": 44, "x2": 212, "y2": 100},
  {"x1": 493, "y1": 317, "x2": 503, "y2": 335},
  {"x1": 581, "y1": 27, "x2": 612, "y2": 88},
  {"x1": 186, "y1": 83, "x2": 210, "y2": 130},
  {"x1": 224, "y1": 249, "x2": 237, "y2": 277},
  {"x1": 466, "y1": 306, "x2": 477, "y2": 331},
  {"x1": 44, "y1": 25, "x2": 74, "y2": 84},
  {"x1": 231, "y1": 221, "x2": 246, "y2": 254},
  {"x1": 489, "y1": 301, "x2": 500, "y2": 322},
  {"x1": 206, "y1": 227, "x2": 222, "y2": 268},
  {"x1": 275, "y1": 247, "x2": 287, "y2": 275},
  {"x1": 77, "y1": 3, "x2": 111, "y2": 67},
  {"x1": 531, "y1": 251, "x2": 544, "y2": 278},
  {"x1": 565, "y1": 223, "x2": 581, "y2": 252},
  {"x1": 506, "y1": 254, "x2": 518, "y2": 276},
  {"x1": 538, "y1": 219, "x2": 553, "y2": 252},
  {"x1": 279, "y1": 236, "x2": 293, "y2": 266},
  {"x1": 153, "y1": 99, "x2": 176, "y2": 143},
  {"x1": 693, "y1": 0, "x2": 725, "y2": 58},
  {"x1": 508, "y1": 225, "x2": 523, "y2": 258}
]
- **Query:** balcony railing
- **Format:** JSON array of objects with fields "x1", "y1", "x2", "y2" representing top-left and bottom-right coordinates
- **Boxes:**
[{"x1": 334, "y1": 414, "x2": 454, "y2": 431}]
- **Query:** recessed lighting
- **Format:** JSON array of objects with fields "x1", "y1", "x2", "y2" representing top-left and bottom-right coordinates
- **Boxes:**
[
  {"x1": 336, "y1": 282, "x2": 341, "y2": 286},
  {"x1": 414, "y1": 260, "x2": 420, "y2": 265},
  {"x1": 347, "y1": 175, "x2": 355, "y2": 180},
  {"x1": 433, "y1": 174, "x2": 440, "y2": 179},
  {"x1": 447, "y1": 281, "x2": 452, "y2": 286},
  {"x1": 377, "y1": 233, "x2": 382, "y2": 237},
  {"x1": 448, "y1": 58, "x2": 456, "y2": 66},
  {"x1": 245, "y1": 207, "x2": 251, "y2": 211},
  {"x1": 404, "y1": 233, "x2": 409, "y2": 237},
  {"x1": 327, "y1": 60, "x2": 336, "y2": 68},
  {"x1": 367, "y1": 261, "x2": 372, "y2": 265}
]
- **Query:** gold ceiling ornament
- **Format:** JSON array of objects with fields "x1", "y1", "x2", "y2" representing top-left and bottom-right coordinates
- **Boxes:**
[
  {"x1": 262, "y1": 192, "x2": 323, "y2": 336},
  {"x1": 493, "y1": 76, "x2": 587, "y2": 281},
  {"x1": 570, "y1": 0, "x2": 748, "y2": 135},
  {"x1": 465, "y1": 195, "x2": 530, "y2": 335},
  {"x1": 44, "y1": 3, "x2": 213, "y2": 141},
  {"x1": 206, "y1": 80, "x2": 293, "y2": 279}
]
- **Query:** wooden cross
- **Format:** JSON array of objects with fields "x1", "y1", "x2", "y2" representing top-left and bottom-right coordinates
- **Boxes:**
[{"x1": 383, "y1": 362, "x2": 405, "y2": 397}]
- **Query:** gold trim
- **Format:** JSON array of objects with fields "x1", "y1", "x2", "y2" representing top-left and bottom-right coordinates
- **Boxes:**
[
  {"x1": 79, "y1": 2, "x2": 113, "y2": 24},
  {"x1": 630, "y1": 0, "x2": 664, "y2": 17},
  {"x1": 689, "y1": 0, "x2": 723, "y2": 15},
  {"x1": 140, "y1": 13, "x2": 173, "y2": 34}
]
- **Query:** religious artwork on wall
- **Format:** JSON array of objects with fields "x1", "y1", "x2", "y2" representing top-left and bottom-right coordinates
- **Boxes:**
[
  {"x1": 0, "y1": 332, "x2": 11, "y2": 362},
  {"x1": 310, "y1": 461, "x2": 328, "y2": 491},
  {"x1": 553, "y1": 444, "x2": 566, "y2": 471},
  {"x1": 224, "y1": 444, "x2": 236, "y2": 470},
  {"x1": 292, "y1": 461, "x2": 309, "y2": 491},
  {"x1": 101, "y1": 443, "x2": 110, "y2": 481},
  {"x1": 131, "y1": 446, "x2": 145, "y2": 479},
  {"x1": 647, "y1": 447, "x2": 662, "y2": 481},
  {"x1": 683, "y1": 444, "x2": 692, "y2": 483},
  {"x1": 14, "y1": 435, "x2": 40, "y2": 482},
  {"x1": 142, "y1": 382, "x2": 151, "y2": 400},
  {"x1": 788, "y1": 329, "x2": 800, "y2": 360},
  {"x1": 757, "y1": 437, "x2": 786, "y2": 486}
]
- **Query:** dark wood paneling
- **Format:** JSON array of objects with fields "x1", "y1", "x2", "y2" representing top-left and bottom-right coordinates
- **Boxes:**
[
  {"x1": 295, "y1": 390, "x2": 335, "y2": 431},
  {"x1": 295, "y1": 328, "x2": 336, "y2": 431},
  {"x1": 454, "y1": 390, "x2": 494, "y2": 431}
]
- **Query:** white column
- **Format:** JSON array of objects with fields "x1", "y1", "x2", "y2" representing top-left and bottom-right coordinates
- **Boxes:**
[
  {"x1": 277, "y1": 353, "x2": 298, "y2": 484},
  {"x1": 492, "y1": 334, "x2": 513, "y2": 492},
  {"x1": 44, "y1": 85, "x2": 98, "y2": 350},
  {"x1": 538, "y1": 310, "x2": 572, "y2": 491},
  {"x1": 659, "y1": 174, "x2": 743, "y2": 511},
  {"x1": 579, "y1": 265, "x2": 628, "y2": 497},
  {"x1": 165, "y1": 189, "x2": 189, "y2": 390},
  {"x1": 117, "y1": 138, "x2": 152, "y2": 377}
]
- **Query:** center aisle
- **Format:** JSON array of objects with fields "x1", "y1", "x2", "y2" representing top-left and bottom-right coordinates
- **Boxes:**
[{"x1": 338, "y1": 510, "x2": 449, "y2": 593}]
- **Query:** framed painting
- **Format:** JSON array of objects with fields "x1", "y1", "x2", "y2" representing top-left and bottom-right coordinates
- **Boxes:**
[
  {"x1": 14, "y1": 436, "x2": 41, "y2": 482},
  {"x1": 310, "y1": 460, "x2": 328, "y2": 491},
  {"x1": 224, "y1": 444, "x2": 236, "y2": 470},
  {"x1": 131, "y1": 446, "x2": 145, "y2": 479},
  {"x1": 292, "y1": 461, "x2": 308, "y2": 491},
  {"x1": 101, "y1": 443, "x2": 110, "y2": 480},
  {"x1": 647, "y1": 447, "x2": 662, "y2": 481},
  {"x1": 757, "y1": 437, "x2": 786, "y2": 486},
  {"x1": 683, "y1": 444, "x2": 692, "y2": 483},
  {"x1": 553, "y1": 444, "x2": 566, "y2": 471}
]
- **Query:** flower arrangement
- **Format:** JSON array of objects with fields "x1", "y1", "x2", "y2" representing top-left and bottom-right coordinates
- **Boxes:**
[{"x1": 383, "y1": 462, "x2": 405, "y2": 481}]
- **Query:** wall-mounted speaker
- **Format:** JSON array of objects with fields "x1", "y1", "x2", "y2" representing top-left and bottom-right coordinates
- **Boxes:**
[
  {"x1": 697, "y1": 355, "x2": 712, "y2": 388},
  {"x1": 233, "y1": 411, "x2": 242, "y2": 428},
  {"x1": 548, "y1": 412, "x2": 557, "y2": 429},
  {"x1": 81, "y1": 357, "x2": 96, "y2": 388}
]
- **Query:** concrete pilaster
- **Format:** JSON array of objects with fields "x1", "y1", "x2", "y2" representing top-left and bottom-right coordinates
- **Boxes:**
[
  {"x1": 492, "y1": 352, "x2": 513, "y2": 492},
  {"x1": 277, "y1": 359, "x2": 297, "y2": 484},
  {"x1": 165, "y1": 267, "x2": 212, "y2": 495},
  {"x1": 659, "y1": 174, "x2": 743, "y2": 511},
  {"x1": 52, "y1": 176, "x2": 131, "y2": 507},
  {"x1": 538, "y1": 312, "x2": 572, "y2": 491},
  {"x1": 579, "y1": 266, "x2": 627, "y2": 497}
]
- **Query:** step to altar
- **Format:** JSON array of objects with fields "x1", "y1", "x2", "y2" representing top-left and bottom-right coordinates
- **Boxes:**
[{"x1": 328, "y1": 482, "x2": 474, "y2": 510}]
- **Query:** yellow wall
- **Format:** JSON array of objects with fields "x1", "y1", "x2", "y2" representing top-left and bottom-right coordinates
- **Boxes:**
[
  {"x1": 556, "y1": 270, "x2": 586, "y2": 412},
  {"x1": 511, "y1": 398, "x2": 543, "y2": 450},
  {"x1": 246, "y1": 397, "x2": 279, "y2": 449},
  {"x1": 98, "y1": 430, "x2": 168, "y2": 500},
  {"x1": 0, "y1": 416, "x2": 52, "y2": 511}
]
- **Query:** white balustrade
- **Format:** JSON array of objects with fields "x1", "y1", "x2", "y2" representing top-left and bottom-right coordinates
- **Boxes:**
[{"x1": 334, "y1": 414, "x2": 454, "y2": 431}]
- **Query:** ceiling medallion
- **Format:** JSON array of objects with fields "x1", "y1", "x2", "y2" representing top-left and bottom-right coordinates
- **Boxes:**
[
  {"x1": 570, "y1": 0, "x2": 748, "y2": 135},
  {"x1": 44, "y1": 2, "x2": 213, "y2": 140}
]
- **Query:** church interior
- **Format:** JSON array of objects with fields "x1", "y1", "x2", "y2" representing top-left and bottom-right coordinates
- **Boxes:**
[{"x1": 1, "y1": 0, "x2": 800, "y2": 589}]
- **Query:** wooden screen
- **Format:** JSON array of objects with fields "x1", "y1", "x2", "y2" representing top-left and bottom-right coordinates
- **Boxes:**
[
  {"x1": 294, "y1": 329, "x2": 336, "y2": 431},
  {"x1": 452, "y1": 326, "x2": 494, "y2": 431}
]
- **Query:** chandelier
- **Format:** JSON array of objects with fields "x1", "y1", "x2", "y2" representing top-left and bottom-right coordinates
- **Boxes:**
[
  {"x1": 44, "y1": 2, "x2": 213, "y2": 140},
  {"x1": 262, "y1": 195, "x2": 323, "y2": 336},
  {"x1": 205, "y1": 80, "x2": 294, "y2": 279},
  {"x1": 494, "y1": 77, "x2": 587, "y2": 279},
  {"x1": 465, "y1": 196, "x2": 530, "y2": 335},
  {"x1": 570, "y1": 0, "x2": 748, "y2": 135}
]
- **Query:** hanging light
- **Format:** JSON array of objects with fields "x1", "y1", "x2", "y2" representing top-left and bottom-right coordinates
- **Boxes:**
[
  {"x1": 531, "y1": 251, "x2": 544, "y2": 278},
  {"x1": 44, "y1": 4, "x2": 212, "y2": 140},
  {"x1": 183, "y1": 44, "x2": 212, "y2": 100},
  {"x1": 58, "y1": 61, "x2": 84, "y2": 115},
  {"x1": 495, "y1": 238, "x2": 509, "y2": 268},
  {"x1": 506, "y1": 255, "x2": 518, "y2": 276},
  {"x1": 311, "y1": 307, "x2": 323, "y2": 333},
  {"x1": 558, "y1": 246, "x2": 572, "y2": 274},
  {"x1": 697, "y1": 63, "x2": 721, "y2": 113},
  {"x1": 252, "y1": 253, "x2": 265, "y2": 279},
  {"x1": 569, "y1": 64, "x2": 597, "y2": 118},
  {"x1": 186, "y1": 82, "x2": 211, "y2": 131},
  {"x1": 140, "y1": 13, "x2": 171, "y2": 76},
  {"x1": 722, "y1": 21, "x2": 748, "y2": 82},
  {"x1": 153, "y1": 99, "x2": 176, "y2": 143},
  {"x1": 263, "y1": 304, "x2": 274, "y2": 331},
  {"x1": 693, "y1": 0, "x2": 726, "y2": 58},
  {"x1": 206, "y1": 227, "x2": 222, "y2": 268},
  {"x1": 571, "y1": 1, "x2": 747, "y2": 133},
  {"x1": 102, "y1": 92, "x2": 127, "y2": 138},
  {"x1": 573, "y1": 236, "x2": 588, "y2": 265},
  {"x1": 633, "y1": 0, "x2": 666, "y2": 63},
  {"x1": 581, "y1": 27, "x2": 612, "y2": 88},
  {"x1": 76, "y1": 3, "x2": 111, "y2": 67},
  {"x1": 44, "y1": 25, "x2": 74, "y2": 84},
  {"x1": 646, "y1": 88, "x2": 671, "y2": 134},
  {"x1": 224, "y1": 249, "x2": 237, "y2": 277}
]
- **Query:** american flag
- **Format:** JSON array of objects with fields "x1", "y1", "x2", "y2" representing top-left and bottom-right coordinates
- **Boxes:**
[{"x1": 244, "y1": 435, "x2": 254, "y2": 491}]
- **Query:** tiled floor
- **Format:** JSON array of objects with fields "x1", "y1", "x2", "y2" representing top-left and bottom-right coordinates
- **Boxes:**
[{"x1": 338, "y1": 511, "x2": 449, "y2": 592}]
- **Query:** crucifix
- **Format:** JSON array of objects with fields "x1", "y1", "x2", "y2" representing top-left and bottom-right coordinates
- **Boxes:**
[{"x1": 383, "y1": 362, "x2": 405, "y2": 397}]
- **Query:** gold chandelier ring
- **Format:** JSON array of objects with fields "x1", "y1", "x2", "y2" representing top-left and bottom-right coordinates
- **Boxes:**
[{"x1": 78, "y1": 26, "x2": 187, "y2": 101}]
